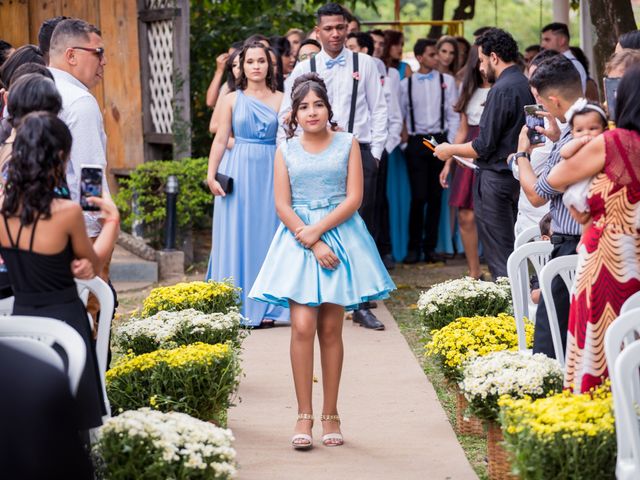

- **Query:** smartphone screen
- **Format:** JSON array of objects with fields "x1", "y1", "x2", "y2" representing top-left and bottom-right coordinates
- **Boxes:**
[
  {"x1": 603, "y1": 77, "x2": 620, "y2": 122},
  {"x1": 524, "y1": 104, "x2": 546, "y2": 145},
  {"x1": 80, "y1": 166, "x2": 103, "y2": 211}
]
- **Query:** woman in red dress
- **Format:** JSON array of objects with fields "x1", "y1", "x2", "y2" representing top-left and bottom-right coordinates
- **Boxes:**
[{"x1": 547, "y1": 65, "x2": 640, "y2": 393}]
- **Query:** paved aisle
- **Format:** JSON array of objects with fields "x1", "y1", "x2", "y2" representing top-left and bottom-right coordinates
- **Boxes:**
[{"x1": 228, "y1": 303, "x2": 477, "y2": 480}]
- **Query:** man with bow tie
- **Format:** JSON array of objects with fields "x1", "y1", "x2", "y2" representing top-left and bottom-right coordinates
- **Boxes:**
[
  {"x1": 400, "y1": 38, "x2": 460, "y2": 264},
  {"x1": 278, "y1": 2, "x2": 388, "y2": 330}
]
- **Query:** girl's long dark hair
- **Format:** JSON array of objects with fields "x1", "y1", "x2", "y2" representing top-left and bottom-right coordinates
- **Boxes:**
[
  {"x1": 2, "y1": 111, "x2": 71, "y2": 225},
  {"x1": 225, "y1": 49, "x2": 240, "y2": 92},
  {"x1": 454, "y1": 45, "x2": 484, "y2": 114},
  {"x1": 382, "y1": 30, "x2": 403, "y2": 69},
  {"x1": 286, "y1": 73, "x2": 337, "y2": 139},
  {"x1": 236, "y1": 42, "x2": 277, "y2": 92},
  {"x1": 615, "y1": 64, "x2": 640, "y2": 132}
]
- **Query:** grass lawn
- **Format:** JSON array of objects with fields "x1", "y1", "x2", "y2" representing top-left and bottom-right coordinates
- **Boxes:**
[{"x1": 386, "y1": 258, "x2": 489, "y2": 480}]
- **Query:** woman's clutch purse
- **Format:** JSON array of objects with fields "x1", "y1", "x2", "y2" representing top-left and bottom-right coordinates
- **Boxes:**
[{"x1": 215, "y1": 173, "x2": 234, "y2": 195}]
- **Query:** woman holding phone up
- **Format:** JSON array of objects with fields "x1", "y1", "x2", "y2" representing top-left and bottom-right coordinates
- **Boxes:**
[{"x1": 0, "y1": 112, "x2": 119, "y2": 430}]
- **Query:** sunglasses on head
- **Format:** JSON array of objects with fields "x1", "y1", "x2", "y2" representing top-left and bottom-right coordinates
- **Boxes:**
[{"x1": 298, "y1": 52, "x2": 318, "y2": 61}]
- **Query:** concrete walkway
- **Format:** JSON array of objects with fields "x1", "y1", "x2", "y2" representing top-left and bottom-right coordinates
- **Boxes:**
[{"x1": 227, "y1": 303, "x2": 477, "y2": 480}]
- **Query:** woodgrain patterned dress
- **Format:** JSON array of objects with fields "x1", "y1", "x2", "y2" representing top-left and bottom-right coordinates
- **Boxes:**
[{"x1": 564, "y1": 128, "x2": 640, "y2": 393}]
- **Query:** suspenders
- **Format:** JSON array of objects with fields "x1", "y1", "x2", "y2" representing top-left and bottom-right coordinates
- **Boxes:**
[
  {"x1": 408, "y1": 72, "x2": 446, "y2": 135},
  {"x1": 310, "y1": 51, "x2": 359, "y2": 134}
]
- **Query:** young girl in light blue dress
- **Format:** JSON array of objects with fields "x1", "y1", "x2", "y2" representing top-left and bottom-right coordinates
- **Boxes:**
[{"x1": 250, "y1": 73, "x2": 395, "y2": 450}]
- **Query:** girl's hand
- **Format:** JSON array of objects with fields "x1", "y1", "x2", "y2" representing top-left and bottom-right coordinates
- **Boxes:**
[
  {"x1": 215, "y1": 53, "x2": 229, "y2": 73},
  {"x1": 311, "y1": 241, "x2": 340, "y2": 270},
  {"x1": 71, "y1": 258, "x2": 95, "y2": 279},
  {"x1": 88, "y1": 196, "x2": 120, "y2": 225},
  {"x1": 207, "y1": 176, "x2": 226, "y2": 196},
  {"x1": 439, "y1": 160, "x2": 452, "y2": 188},
  {"x1": 295, "y1": 224, "x2": 321, "y2": 248}
]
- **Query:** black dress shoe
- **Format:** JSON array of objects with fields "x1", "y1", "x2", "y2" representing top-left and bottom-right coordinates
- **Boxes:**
[
  {"x1": 353, "y1": 309, "x2": 385, "y2": 330},
  {"x1": 424, "y1": 251, "x2": 446, "y2": 264},
  {"x1": 360, "y1": 301, "x2": 377, "y2": 309},
  {"x1": 403, "y1": 250, "x2": 420, "y2": 264},
  {"x1": 381, "y1": 254, "x2": 396, "y2": 270}
]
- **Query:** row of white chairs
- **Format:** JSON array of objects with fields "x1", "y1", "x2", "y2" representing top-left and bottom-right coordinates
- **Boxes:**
[
  {"x1": 507, "y1": 225, "x2": 578, "y2": 366},
  {"x1": 0, "y1": 277, "x2": 114, "y2": 419},
  {"x1": 509, "y1": 227, "x2": 640, "y2": 478}
]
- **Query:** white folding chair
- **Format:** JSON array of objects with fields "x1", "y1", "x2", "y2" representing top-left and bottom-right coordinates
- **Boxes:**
[
  {"x1": 621, "y1": 292, "x2": 640, "y2": 315},
  {"x1": 76, "y1": 277, "x2": 115, "y2": 419},
  {"x1": 605, "y1": 308, "x2": 640, "y2": 478},
  {"x1": 514, "y1": 224, "x2": 542, "y2": 249},
  {"x1": 506, "y1": 241, "x2": 553, "y2": 351},
  {"x1": 538, "y1": 254, "x2": 579, "y2": 367},
  {"x1": 0, "y1": 296, "x2": 13, "y2": 315},
  {"x1": 0, "y1": 316, "x2": 86, "y2": 395},
  {"x1": 613, "y1": 340, "x2": 640, "y2": 480}
]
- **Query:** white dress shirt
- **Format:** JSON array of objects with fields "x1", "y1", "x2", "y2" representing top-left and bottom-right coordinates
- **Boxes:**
[
  {"x1": 278, "y1": 47, "x2": 388, "y2": 159},
  {"x1": 384, "y1": 67, "x2": 403, "y2": 152},
  {"x1": 563, "y1": 49, "x2": 587, "y2": 94},
  {"x1": 49, "y1": 67, "x2": 109, "y2": 237},
  {"x1": 400, "y1": 71, "x2": 460, "y2": 143}
]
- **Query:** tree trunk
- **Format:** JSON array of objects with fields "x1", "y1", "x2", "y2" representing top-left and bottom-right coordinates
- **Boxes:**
[
  {"x1": 453, "y1": 0, "x2": 476, "y2": 20},
  {"x1": 429, "y1": 0, "x2": 447, "y2": 39},
  {"x1": 589, "y1": 0, "x2": 636, "y2": 82}
]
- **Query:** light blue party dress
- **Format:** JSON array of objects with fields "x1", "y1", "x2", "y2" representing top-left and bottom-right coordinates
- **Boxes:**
[
  {"x1": 206, "y1": 90, "x2": 289, "y2": 326},
  {"x1": 249, "y1": 132, "x2": 395, "y2": 310}
]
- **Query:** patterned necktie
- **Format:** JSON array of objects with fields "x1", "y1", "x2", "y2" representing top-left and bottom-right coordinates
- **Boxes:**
[
  {"x1": 325, "y1": 54, "x2": 346, "y2": 69},
  {"x1": 416, "y1": 72, "x2": 434, "y2": 82}
]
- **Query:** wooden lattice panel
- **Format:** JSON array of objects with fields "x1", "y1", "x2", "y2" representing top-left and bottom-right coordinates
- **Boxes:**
[{"x1": 146, "y1": 0, "x2": 174, "y2": 134}]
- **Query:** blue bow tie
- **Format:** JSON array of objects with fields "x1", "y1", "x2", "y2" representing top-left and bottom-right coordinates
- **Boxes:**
[
  {"x1": 325, "y1": 55, "x2": 346, "y2": 69},
  {"x1": 416, "y1": 72, "x2": 435, "y2": 81}
]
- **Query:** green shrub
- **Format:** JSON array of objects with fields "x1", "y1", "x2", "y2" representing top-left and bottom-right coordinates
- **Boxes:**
[
  {"x1": 114, "y1": 157, "x2": 211, "y2": 247},
  {"x1": 106, "y1": 342, "x2": 241, "y2": 425}
]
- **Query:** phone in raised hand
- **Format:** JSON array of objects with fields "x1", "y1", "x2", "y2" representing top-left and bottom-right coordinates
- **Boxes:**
[{"x1": 79, "y1": 165, "x2": 104, "y2": 211}]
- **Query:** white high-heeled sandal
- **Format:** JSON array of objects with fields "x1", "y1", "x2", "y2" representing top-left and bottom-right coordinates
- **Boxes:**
[
  {"x1": 291, "y1": 413, "x2": 314, "y2": 450},
  {"x1": 321, "y1": 414, "x2": 344, "y2": 447}
]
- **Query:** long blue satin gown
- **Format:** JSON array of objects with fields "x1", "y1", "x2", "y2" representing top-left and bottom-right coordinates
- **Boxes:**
[
  {"x1": 206, "y1": 90, "x2": 289, "y2": 326},
  {"x1": 249, "y1": 132, "x2": 395, "y2": 310}
]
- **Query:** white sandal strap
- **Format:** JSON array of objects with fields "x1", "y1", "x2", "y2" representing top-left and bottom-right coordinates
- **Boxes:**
[
  {"x1": 322, "y1": 433, "x2": 343, "y2": 442},
  {"x1": 292, "y1": 433, "x2": 313, "y2": 444}
]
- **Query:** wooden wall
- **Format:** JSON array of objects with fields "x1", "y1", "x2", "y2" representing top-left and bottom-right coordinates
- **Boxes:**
[{"x1": 0, "y1": 0, "x2": 145, "y2": 190}]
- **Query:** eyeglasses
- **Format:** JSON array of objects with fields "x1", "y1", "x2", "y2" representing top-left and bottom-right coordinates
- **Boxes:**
[
  {"x1": 298, "y1": 52, "x2": 318, "y2": 61},
  {"x1": 72, "y1": 46, "x2": 105, "y2": 60}
]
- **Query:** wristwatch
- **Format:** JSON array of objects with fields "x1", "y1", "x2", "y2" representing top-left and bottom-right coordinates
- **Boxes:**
[{"x1": 509, "y1": 152, "x2": 530, "y2": 171}]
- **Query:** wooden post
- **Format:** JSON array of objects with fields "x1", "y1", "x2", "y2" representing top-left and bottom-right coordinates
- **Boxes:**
[
  {"x1": 394, "y1": 0, "x2": 400, "y2": 22},
  {"x1": 172, "y1": 0, "x2": 191, "y2": 160},
  {"x1": 553, "y1": 0, "x2": 570, "y2": 24}
]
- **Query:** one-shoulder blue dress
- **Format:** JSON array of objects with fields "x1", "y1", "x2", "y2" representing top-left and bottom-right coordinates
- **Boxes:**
[
  {"x1": 206, "y1": 90, "x2": 289, "y2": 326},
  {"x1": 249, "y1": 132, "x2": 395, "y2": 310}
]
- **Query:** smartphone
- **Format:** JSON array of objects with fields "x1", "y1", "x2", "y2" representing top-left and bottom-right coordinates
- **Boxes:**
[
  {"x1": 524, "y1": 104, "x2": 546, "y2": 145},
  {"x1": 603, "y1": 77, "x2": 620, "y2": 122},
  {"x1": 79, "y1": 165, "x2": 103, "y2": 211}
]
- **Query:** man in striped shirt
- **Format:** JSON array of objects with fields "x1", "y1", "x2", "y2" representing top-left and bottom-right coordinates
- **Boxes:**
[{"x1": 508, "y1": 55, "x2": 583, "y2": 359}]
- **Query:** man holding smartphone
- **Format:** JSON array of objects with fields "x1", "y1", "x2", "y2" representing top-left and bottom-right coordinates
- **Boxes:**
[
  {"x1": 434, "y1": 28, "x2": 534, "y2": 279},
  {"x1": 507, "y1": 55, "x2": 583, "y2": 359},
  {"x1": 48, "y1": 18, "x2": 114, "y2": 326}
]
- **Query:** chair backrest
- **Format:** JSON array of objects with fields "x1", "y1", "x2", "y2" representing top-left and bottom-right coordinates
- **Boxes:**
[
  {"x1": 75, "y1": 277, "x2": 114, "y2": 377},
  {"x1": 621, "y1": 292, "x2": 640, "y2": 315},
  {"x1": 0, "y1": 316, "x2": 86, "y2": 395},
  {"x1": 514, "y1": 224, "x2": 542, "y2": 249},
  {"x1": 613, "y1": 340, "x2": 640, "y2": 479},
  {"x1": 507, "y1": 241, "x2": 553, "y2": 351},
  {"x1": 605, "y1": 308, "x2": 640, "y2": 473},
  {"x1": 0, "y1": 296, "x2": 14, "y2": 315},
  {"x1": 538, "y1": 254, "x2": 579, "y2": 367}
]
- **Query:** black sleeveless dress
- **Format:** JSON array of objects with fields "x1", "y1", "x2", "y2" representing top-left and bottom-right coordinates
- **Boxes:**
[{"x1": 0, "y1": 215, "x2": 106, "y2": 429}]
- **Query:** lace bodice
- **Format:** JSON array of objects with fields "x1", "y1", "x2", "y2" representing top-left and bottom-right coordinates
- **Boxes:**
[{"x1": 282, "y1": 132, "x2": 353, "y2": 204}]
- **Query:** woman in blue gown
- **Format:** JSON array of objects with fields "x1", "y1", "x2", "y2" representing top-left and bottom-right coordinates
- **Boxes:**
[{"x1": 206, "y1": 42, "x2": 289, "y2": 327}]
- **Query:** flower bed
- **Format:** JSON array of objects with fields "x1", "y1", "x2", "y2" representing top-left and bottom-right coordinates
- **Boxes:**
[
  {"x1": 106, "y1": 342, "x2": 240, "y2": 425},
  {"x1": 93, "y1": 408, "x2": 236, "y2": 479},
  {"x1": 459, "y1": 351, "x2": 563, "y2": 422},
  {"x1": 114, "y1": 308, "x2": 247, "y2": 355},
  {"x1": 417, "y1": 277, "x2": 512, "y2": 330},
  {"x1": 425, "y1": 313, "x2": 533, "y2": 381},
  {"x1": 499, "y1": 385, "x2": 616, "y2": 480},
  {"x1": 142, "y1": 280, "x2": 240, "y2": 317}
]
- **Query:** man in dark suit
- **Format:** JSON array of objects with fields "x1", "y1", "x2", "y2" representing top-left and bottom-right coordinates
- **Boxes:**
[{"x1": 0, "y1": 343, "x2": 94, "y2": 480}]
